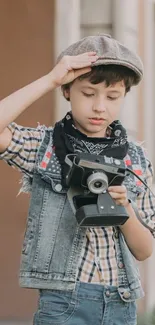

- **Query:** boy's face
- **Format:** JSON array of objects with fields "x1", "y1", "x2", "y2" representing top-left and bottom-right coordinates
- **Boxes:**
[{"x1": 65, "y1": 78, "x2": 126, "y2": 138}]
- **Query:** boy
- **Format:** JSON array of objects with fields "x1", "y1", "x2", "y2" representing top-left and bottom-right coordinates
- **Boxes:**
[{"x1": 0, "y1": 34, "x2": 155, "y2": 325}]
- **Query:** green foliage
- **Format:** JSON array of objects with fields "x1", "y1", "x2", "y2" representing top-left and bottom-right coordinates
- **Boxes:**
[{"x1": 138, "y1": 308, "x2": 155, "y2": 325}]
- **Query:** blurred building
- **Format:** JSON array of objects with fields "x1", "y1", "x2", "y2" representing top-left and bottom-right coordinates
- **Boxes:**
[{"x1": 0, "y1": 0, "x2": 155, "y2": 322}]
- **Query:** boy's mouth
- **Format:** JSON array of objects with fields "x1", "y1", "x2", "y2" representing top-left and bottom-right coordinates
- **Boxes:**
[
  {"x1": 90, "y1": 117, "x2": 104, "y2": 120},
  {"x1": 89, "y1": 117, "x2": 105, "y2": 125}
]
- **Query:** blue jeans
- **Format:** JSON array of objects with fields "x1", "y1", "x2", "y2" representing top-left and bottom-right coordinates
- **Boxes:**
[{"x1": 33, "y1": 282, "x2": 137, "y2": 325}]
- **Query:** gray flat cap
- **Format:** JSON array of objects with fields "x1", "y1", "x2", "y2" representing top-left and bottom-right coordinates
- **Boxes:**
[{"x1": 57, "y1": 34, "x2": 144, "y2": 84}]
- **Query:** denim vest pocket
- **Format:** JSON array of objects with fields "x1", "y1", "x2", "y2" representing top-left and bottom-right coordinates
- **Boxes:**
[
  {"x1": 32, "y1": 187, "x2": 67, "y2": 273},
  {"x1": 22, "y1": 216, "x2": 35, "y2": 256},
  {"x1": 37, "y1": 167, "x2": 67, "y2": 194},
  {"x1": 40, "y1": 174, "x2": 67, "y2": 193}
]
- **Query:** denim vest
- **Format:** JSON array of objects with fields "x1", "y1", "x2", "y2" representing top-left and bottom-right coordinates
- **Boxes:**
[{"x1": 19, "y1": 128, "x2": 146, "y2": 302}]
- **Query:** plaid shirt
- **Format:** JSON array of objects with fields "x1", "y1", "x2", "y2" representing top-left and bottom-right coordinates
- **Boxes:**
[{"x1": 1, "y1": 123, "x2": 155, "y2": 286}]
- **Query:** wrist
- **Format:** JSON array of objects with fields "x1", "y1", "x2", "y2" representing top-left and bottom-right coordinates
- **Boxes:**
[{"x1": 46, "y1": 72, "x2": 60, "y2": 90}]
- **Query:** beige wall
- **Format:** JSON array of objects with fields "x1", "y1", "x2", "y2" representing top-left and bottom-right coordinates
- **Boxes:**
[{"x1": 0, "y1": 0, "x2": 55, "y2": 320}]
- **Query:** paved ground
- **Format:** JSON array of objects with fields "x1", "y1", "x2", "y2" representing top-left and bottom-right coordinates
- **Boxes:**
[{"x1": 0, "y1": 322, "x2": 32, "y2": 325}]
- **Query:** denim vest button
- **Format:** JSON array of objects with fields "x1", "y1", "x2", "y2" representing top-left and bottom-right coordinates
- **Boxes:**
[
  {"x1": 105, "y1": 290, "x2": 111, "y2": 297},
  {"x1": 118, "y1": 262, "x2": 124, "y2": 269},
  {"x1": 123, "y1": 291, "x2": 131, "y2": 299},
  {"x1": 55, "y1": 184, "x2": 62, "y2": 192}
]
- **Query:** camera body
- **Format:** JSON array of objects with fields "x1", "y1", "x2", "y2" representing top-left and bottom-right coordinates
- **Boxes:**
[
  {"x1": 65, "y1": 152, "x2": 126, "y2": 193},
  {"x1": 65, "y1": 153, "x2": 129, "y2": 227}
]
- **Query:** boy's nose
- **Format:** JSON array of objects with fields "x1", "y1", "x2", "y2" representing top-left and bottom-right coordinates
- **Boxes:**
[{"x1": 93, "y1": 99, "x2": 106, "y2": 112}]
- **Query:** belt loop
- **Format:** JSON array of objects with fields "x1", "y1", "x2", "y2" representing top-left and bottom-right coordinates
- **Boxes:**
[{"x1": 71, "y1": 281, "x2": 80, "y2": 303}]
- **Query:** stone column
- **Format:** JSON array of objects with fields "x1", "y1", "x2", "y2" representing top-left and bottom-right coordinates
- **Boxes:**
[
  {"x1": 142, "y1": 0, "x2": 155, "y2": 163},
  {"x1": 80, "y1": 0, "x2": 112, "y2": 37},
  {"x1": 54, "y1": 0, "x2": 80, "y2": 121},
  {"x1": 112, "y1": 0, "x2": 139, "y2": 141},
  {"x1": 138, "y1": 0, "x2": 155, "y2": 312}
]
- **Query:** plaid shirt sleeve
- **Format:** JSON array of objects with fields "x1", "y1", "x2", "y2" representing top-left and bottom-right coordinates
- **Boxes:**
[
  {"x1": 136, "y1": 159, "x2": 155, "y2": 237},
  {"x1": 0, "y1": 122, "x2": 44, "y2": 176}
]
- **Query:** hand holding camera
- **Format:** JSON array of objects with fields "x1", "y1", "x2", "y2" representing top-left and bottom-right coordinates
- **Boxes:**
[
  {"x1": 65, "y1": 152, "x2": 130, "y2": 227},
  {"x1": 108, "y1": 185, "x2": 129, "y2": 207}
]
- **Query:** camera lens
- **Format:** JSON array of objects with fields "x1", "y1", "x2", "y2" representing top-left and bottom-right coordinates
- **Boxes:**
[
  {"x1": 94, "y1": 181, "x2": 102, "y2": 188},
  {"x1": 87, "y1": 172, "x2": 108, "y2": 194}
]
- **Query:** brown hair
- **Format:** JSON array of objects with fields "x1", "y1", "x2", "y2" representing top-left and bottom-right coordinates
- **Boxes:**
[{"x1": 62, "y1": 65, "x2": 138, "y2": 101}]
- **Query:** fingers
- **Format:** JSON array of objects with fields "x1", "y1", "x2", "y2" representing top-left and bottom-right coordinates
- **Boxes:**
[
  {"x1": 62, "y1": 52, "x2": 98, "y2": 71},
  {"x1": 108, "y1": 185, "x2": 126, "y2": 193},
  {"x1": 54, "y1": 52, "x2": 98, "y2": 87},
  {"x1": 114, "y1": 198, "x2": 129, "y2": 207},
  {"x1": 74, "y1": 67, "x2": 92, "y2": 79},
  {"x1": 108, "y1": 185, "x2": 128, "y2": 207},
  {"x1": 71, "y1": 52, "x2": 98, "y2": 68},
  {"x1": 87, "y1": 52, "x2": 98, "y2": 56}
]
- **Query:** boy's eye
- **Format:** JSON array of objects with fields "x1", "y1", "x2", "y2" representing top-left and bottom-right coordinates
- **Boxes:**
[
  {"x1": 82, "y1": 92, "x2": 94, "y2": 97},
  {"x1": 107, "y1": 96, "x2": 119, "y2": 101}
]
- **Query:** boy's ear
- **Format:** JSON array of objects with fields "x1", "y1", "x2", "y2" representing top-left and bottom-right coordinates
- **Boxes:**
[{"x1": 63, "y1": 88, "x2": 70, "y2": 101}]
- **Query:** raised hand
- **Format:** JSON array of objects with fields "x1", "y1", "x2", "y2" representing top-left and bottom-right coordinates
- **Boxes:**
[{"x1": 47, "y1": 52, "x2": 98, "y2": 88}]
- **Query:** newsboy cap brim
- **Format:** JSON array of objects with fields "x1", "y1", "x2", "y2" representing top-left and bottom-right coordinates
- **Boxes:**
[{"x1": 57, "y1": 34, "x2": 144, "y2": 85}]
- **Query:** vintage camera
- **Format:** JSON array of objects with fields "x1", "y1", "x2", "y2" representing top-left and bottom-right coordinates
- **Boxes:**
[{"x1": 65, "y1": 153, "x2": 129, "y2": 227}]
